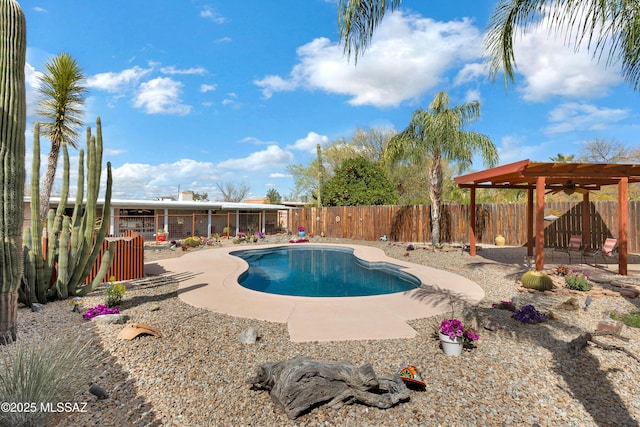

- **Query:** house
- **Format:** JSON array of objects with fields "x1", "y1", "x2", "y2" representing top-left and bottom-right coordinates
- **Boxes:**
[{"x1": 24, "y1": 192, "x2": 291, "y2": 241}]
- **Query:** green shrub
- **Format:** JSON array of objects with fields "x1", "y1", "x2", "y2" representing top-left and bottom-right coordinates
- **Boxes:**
[
  {"x1": 521, "y1": 271, "x2": 553, "y2": 291},
  {"x1": 0, "y1": 337, "x2": 92, "y2": 427},
  {"x1": 610, "y1": 311, "x2": 640, "y2": 328},
  {"x1": 564, "y1": 270, "x2": 591, "y2": 291},
  {"x1": 104, "y1": 276, "x2": 126, "y2": 307},
  {"x1": 183, "y1": 236, "x2": 201, "y2": 247}
]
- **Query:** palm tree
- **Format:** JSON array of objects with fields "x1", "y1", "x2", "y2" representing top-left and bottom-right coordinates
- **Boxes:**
[
  {"x1": 549, "y1": 153, "x2": 576, "y2": 163},
  {"x1": 385, "y1": 92, "x2": 498, "y2": 245},
  {"x1": 338, "y1": 1, "x2": 640, "y2": 91},
  {"x1": 36, "y1": 52, "x2": 86, "y2": 225}
]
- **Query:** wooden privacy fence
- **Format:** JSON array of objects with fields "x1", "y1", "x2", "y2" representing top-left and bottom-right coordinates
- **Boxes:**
[
  {"x1": 82, "y1": 231, "x2": 145, "y2": 284},
  {"x1": 290, "y1": 201, "x2": 640, "y2": 253}
]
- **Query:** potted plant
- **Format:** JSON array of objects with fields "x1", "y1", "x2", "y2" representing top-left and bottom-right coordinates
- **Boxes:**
[
  {"x1": 297, "y1": 226, "x2": 306, "y2": 237},
  {"x1": 438, "y1": 318, "x2": 479, "y2": 356},
  {"x1": 156, "y1": 228, "x2": 168, "y2": 242}
]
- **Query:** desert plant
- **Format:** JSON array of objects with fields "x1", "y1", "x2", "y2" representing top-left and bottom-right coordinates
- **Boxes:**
[
  {"x1": 104, "y1": 277, "x2": 126, "y2": 307},
  {"x1": 0, "y1": 337, "x2": 92, "y2": 426},
  {"x1": 512, "y1": 304, "x2": 546, "y2": 324},
  {"x1": 183, "y1": 236, "x2": 201, "y2": 247},
  {"x1": 83, "y1": 305, "x2": 120, "y2": 320},
  {"x1": 565, "y1": 270, "x2": 591, "y2": 291},
  {"x1": 492, "y1": 300, "x2": 516, "y2": 311},
  {"x1": 554, "y1": 264, "x2": 570, "y2": 276},
  {"x1": 22, "y1": 118, "x2": 115, "y2": 304},
  {"x1": 521, "y1": 271, "x2": 553, "y2": 291},
  {"x1": 610, "y1": 311, "x2": 640, "y2": 328},
  {"x1": 0, "y1": 0, "x2": 27, "y2": 344}
]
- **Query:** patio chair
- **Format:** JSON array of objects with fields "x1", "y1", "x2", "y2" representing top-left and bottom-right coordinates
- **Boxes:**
[
  {"x1": 551, "y1": 234, "x2": 582, "y2": 262},
  {"x1": 583, "y1": 238, "x2": 618, "y2": 265}
]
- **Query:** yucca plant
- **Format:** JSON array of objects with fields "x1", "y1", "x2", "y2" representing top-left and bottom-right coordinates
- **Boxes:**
[{"x1": 0, "y1": 337, "x2": 93, "y2": 427}]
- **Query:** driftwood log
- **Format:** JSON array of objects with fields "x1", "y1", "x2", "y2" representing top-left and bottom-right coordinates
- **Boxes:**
[
  {"x1": 568, "y1": 331, "x2": 639, "y2": 362},
  {"x1": 247, "y1": 357, "x2": 410, "y2": 419}
]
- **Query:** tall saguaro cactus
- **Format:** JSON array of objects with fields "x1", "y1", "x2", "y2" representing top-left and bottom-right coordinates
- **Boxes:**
[{"x1": 0, "y1": 0, "x2": 26, "y2": 344}]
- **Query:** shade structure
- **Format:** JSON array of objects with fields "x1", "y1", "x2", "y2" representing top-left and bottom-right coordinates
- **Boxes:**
[{"x1": 454, "y1": 160, "x2": 640, "y2": 275}]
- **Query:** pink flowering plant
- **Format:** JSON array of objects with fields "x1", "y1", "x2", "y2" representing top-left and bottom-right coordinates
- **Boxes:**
[
  {"x1": 565, "y1": 270, "x2": 590, "y2": 291},
  {"x1": 83, "y1": 304, "x2": 120, "y2": 320},
  {"x1": 297, "y1": 226, "x2": 306, "y2": 232},
  {"x1": 439, "y1": 319, "x2": 479, "y2": 344}
]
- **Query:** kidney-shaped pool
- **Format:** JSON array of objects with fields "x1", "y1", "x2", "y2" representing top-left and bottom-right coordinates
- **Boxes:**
[{"x1": 231, "y1": 245, "x2": 421, "y2": 297}]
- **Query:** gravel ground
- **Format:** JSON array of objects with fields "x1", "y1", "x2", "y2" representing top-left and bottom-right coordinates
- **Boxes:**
[{"x1": 10, "y1": 237, "x2": 640, "y2": 426}]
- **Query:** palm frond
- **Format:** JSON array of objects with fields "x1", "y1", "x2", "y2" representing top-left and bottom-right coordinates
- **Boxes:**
[{"x1": 338, "y1": 0, "x2": 403, "y2": 62}]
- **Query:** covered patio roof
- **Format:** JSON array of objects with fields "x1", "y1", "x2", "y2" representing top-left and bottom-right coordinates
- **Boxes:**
[{"x1": 454, "y1": 159, "x2": 640, "y2": 275}]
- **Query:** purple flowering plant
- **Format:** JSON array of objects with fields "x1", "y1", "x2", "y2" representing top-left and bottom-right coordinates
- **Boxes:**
[
  {"x1": 297, "y1": 226, "x2": 306, "y2": 232},
  {"x1": 439, "y1": 319, "x2": 479, "y2": 343},
  {"x1": 83, "y1": 304, "x2": 120, "y2": 320},
  {"x1": 511, "y1": 304, "x2": 546, "y2": 324}
]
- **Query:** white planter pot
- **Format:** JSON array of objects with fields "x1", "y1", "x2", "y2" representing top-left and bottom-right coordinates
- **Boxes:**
[{"x1": 439, "y1": 332, "x2": 463, "y2": 356}]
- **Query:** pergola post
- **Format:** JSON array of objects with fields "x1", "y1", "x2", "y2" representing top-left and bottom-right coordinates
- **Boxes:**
[
  {"x1": 582, "y1": 192, "x2": 591, "y2": 249},
  {"x1": 535, "y1": 177, "x2": 545, "y2": 271},
  {"x1": 527, "y1": 188, "x2": 534, "y2": 256},
  {"x1": 469, "y1": 187, "x2": 476, "y2": 256},
  {"x1": 619, "y1": 177, "x2": 628, "y2": 275}
]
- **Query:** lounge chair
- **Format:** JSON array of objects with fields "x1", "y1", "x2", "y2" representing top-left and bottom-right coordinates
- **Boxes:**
[
  {"x1": 551, "y1": 234, "x2": 582, "y2": 262},
  {"x1": 583, "y1": 238, "x2": 618, "y2": 265}
]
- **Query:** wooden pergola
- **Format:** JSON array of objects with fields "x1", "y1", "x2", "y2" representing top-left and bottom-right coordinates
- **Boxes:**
[{"x1": 454, "y1": 159, "x2": 640, "y2": 275}]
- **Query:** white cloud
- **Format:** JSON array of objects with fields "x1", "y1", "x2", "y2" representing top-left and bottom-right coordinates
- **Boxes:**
[
  {"x1": 510, "y1": 10, "x2": 622, "y2": 101},
  {"x1": 255, "y1": 12, "x2": 482, "y2": 107},
  {"x1": 200, "y1": 6, "x2": 227, "y2": 24},
  {"x1": 200, "y1": 83, "x2": 217, "y2": 93},
  {"x1": 87, "y1": 66, "x2": 152, "y2": 93},
  {"x1": 133, "y1": 77, "x2": 191, "y2": 115},
  {"x1": 543, "y1": 103, "x2": 630, "y2": 135},
  {"x1": 217, "y1": 145, "x2": 294, "y2": 170},
  {"x1": 160, "y1": 66, "x2": 207, "y2": 75},
  {"x1": 109, "y1": 159, "x2": 219, "y2": 199},
  {"x1": 269, "y1": 172, "x2": 290, "y2": 178},
  {"x1": 497, "y1": 135, "x2": 541, "y2": 164},
  {"x1": 287, "y1": 131, "x2": 329, "y2": 153}
]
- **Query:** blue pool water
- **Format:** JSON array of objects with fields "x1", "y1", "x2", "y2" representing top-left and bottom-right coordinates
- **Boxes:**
[{"x1": 231, "y1": 246, "x2": 420, "y2": 297}]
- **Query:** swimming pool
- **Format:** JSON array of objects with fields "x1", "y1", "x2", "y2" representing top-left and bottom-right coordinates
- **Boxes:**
[{"x1": 231, "y1": 245, "x2": 421, "y2": 297}]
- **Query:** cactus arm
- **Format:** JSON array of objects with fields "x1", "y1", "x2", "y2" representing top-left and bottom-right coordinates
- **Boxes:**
[
  {"x1": 74, "y1": 162, "x2": 112, "y2": 289},
  {"x1": 55, "y1": 216, "x2": 71, "y2": 299},
  {"x1": 74, "y1": 243, "x2": 114, "y2": 297}
]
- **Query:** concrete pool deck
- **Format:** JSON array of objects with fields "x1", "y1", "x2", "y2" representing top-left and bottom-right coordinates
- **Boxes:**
[{"x1": 146, "y1": 243, "x2": 485, "y2": 342}]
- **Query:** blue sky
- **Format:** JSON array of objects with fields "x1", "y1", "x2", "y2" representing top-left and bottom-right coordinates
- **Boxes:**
[{"x1": 21, "y1": 1, "x2": 639, "y2": 201}]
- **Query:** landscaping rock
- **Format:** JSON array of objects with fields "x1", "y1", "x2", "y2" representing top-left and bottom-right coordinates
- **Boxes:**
[
  {"x1": 92, "y1": 314, "x2": 128, "y2": 324},
  {"x1": 31, "y1": 303, "x2": 45, "y2": 312},
  {"x1": 596, "y1": 319, "x2": 623, "y2": 334},
  {"x1": 238, "y1": 327, "x2": 259, "y2": 344}
]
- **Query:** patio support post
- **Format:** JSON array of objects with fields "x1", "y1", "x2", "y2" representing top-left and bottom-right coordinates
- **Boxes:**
[
  {"x1": 207, "y1": 209, "x2": 212, "y2": 237},
  {"x1": 109, "y1": 206, "x2": 115, "y2": 235},
  {"x1": 163, "y1": 208, "x2": 168, "y2": 234},
  {"x1": 469, "y1": 187, "x2": 476, "y2": 256},
  {"x1": 535, "y1": 177, "x2": 545, "y2": 271},
  {"x1": 235, "y1": 210, "x2": 240, "y2": 235},
  {"x1": 582, "y1": 192, "x2": 591, "y2": 249},
  {"x1": 619, "y1": 177, "x2": 629, "y2": 275},
  {"x1": 527, "y1": 188, "x2": 534, "y2": 256}
]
